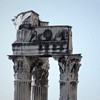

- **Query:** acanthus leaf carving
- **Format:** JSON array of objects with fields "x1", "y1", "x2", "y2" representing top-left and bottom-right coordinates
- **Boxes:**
[
  {"x1": 32, "y1": 57, "x2": 49, "y2": 86},
  {"x1": 13, "y1": 57, "x2": 31, "y2": 80}
]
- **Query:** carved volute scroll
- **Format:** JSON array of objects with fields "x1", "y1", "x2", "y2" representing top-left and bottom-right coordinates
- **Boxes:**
[
  {"x1": 8, "y1": 10, "x2": 82, "y2": 100},
  {"x1": 31, "y1": 57, "x2": 49, "y2": 100},
  {"x1": 13, "y1": 57, "x2": 32, "y2": 80},
  {"x1": 11, "y1": 56, "x2": 32, "y2": 100},
  {"x1": 31, "y1": 57, "x2": 49, "y2": 86},
  {"x1": 58, "y1": 54, "x2": 82, "y2": 100}
]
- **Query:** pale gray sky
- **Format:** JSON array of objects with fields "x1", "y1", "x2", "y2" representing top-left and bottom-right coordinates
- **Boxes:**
[{"x1": 0, "y1": 0, "x2": 100, "y2": 100}]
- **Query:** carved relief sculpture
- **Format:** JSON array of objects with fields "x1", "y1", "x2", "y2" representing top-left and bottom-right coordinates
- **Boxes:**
[{"x1": 8, "y1": 10, "x2": 82, "y2": 100}]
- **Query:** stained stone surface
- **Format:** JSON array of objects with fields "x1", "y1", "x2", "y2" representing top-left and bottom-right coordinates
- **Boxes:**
[
  {"x1": 8, "y1": 10, "x2": 82, "y2": 100},
  {"x1": 58, "y1": 54, "x2": 82, "y2": 100},
  {"x1": 12, "y1": 26, "x2": 71, "y2": 56}
]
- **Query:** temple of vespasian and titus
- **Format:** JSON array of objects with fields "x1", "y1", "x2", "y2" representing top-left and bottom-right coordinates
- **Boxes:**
[{"x1": 8, "y1": 10, "x2": 82, "y2": 100}]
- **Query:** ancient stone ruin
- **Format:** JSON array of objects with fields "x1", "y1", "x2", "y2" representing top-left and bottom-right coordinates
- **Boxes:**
[{"x1": 8, "y1": 10, "x2": 82, "y2": 100}]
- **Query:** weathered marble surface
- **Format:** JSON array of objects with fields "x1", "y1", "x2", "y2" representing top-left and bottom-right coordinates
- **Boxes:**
[
  {"x1": 58, "y1": 54, "x2": 82, "y2": 100},
  {"x1": 12, "y1": 26, "x2": 71, "y2": 56},
  {"x1": 8, "y1": 10, "x2": 82, "y2": 100}
]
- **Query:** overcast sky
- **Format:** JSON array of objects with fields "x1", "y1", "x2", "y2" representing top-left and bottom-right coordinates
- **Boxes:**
[{"x1": 0, "y1": 0, "x2": 100, "y2": 100}]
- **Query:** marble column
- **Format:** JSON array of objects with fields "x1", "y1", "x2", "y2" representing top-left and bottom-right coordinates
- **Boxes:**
[
  {"x1": 58, "y1": 54, "x2": 82, "y2": 100},
  {"x1": 31, "y1": 57, "x2": 49, "y2": 100},
  {"x1": 13, "y1": 56, "x2": 31, "y2": 100}
]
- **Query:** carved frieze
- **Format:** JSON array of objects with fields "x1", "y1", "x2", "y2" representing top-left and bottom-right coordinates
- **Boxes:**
[
  {"x1": 15, "y1": 26, "x2": 69, "y2": 42},
  {"x1": 8, "y1": 10, "x2": 82, "y2": 100},
  {"x1": 12, "y1": 26, "x2": 71, "y2": 56}
]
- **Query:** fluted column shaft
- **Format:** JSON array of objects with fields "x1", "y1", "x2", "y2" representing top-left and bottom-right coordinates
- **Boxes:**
[
  {"x1": 58, "y1": 54, "x2": 82, "y2": 100},
  {"x1": 13, "y1": 57, "x2": 31, "y2": 100},
  {"x1": 31, "y1": 57, "x2": 49, "y2": 100}
]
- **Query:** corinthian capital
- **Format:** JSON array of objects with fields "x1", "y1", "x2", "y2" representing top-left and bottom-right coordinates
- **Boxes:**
[
  {"x1": 67, "y1": 54, "x2": 82, "y2": 82},
  {"x1": 13, "y1": 57, "x2": 31, "y2": 80},
  {"x1": 32, "y1": 57, "x2": 49, "y2": 86}
]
